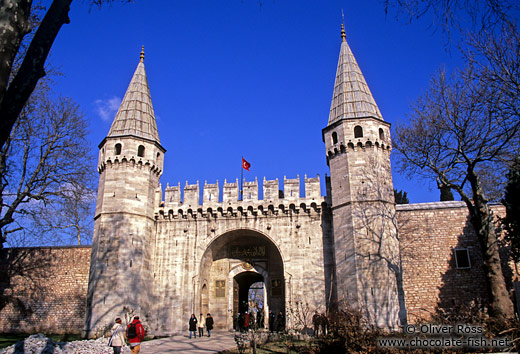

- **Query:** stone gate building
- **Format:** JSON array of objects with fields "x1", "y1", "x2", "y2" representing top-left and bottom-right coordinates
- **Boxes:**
[{"x1": 79, "y1": 27, "x2": 507, "y2": 338}]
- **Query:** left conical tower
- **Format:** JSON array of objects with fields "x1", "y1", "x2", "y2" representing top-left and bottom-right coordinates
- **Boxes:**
[{"x1": 85, "y1": 48, "x2": 165, "y2": 337}]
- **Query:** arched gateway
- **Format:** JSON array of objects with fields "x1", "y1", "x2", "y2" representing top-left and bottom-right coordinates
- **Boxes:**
[
  {"x1": 85, "y1": 29, "x2": 403, "y2": 338},
  {"x1": 198, "y1": 229, "x2": 285, "y2": 330}
]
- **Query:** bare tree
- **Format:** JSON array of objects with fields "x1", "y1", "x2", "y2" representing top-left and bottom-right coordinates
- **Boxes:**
[
  {"x1": 394, "y1": 65, "x2": 520, "y2": 321},
  {"x1": 0, "y1": 0, "x2": 130, "y2": 151},
  {"x1": 384, "y1": 0, "x2": 520, "y2": 324},
  {"x1": 0, "y1": 74, "x2": 94, "y2": 248},
  {"x1": 383, "y1": 0, "x2": 519, "y2": 38},
  {"x1": 31, "y1": 180, "x2": 96, "y2": 245}
]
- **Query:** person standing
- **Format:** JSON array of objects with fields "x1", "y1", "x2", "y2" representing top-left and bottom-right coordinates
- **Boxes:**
[
  {"x1": 320, "y1": 313, "x2": 328, "y2": 336},
  {"x1": 249, "y1": 311, "x2": 256, "y2": 330},
  {"x1": 108, "y1": 317, "x2": 125, "y2": 354},
  {"x1": 244, "y1": 312, "x2": 250, "y2": 331},
  {"x1": 198, "y1": 313, "x2": 205, "y2": 338},
  {"x1": 205, "y1": 313, "x2": 214, "y2": 337},
  {"x1": 256, "y1": 309, "x2": 264, "y2": 329},
  {"x1": 277, "y1": 311, "x2": 285, "y2": 332},
  {"x1": 268, "y1": 310, "x2": 275, "y2": 332},
  {"x1": 312, "y1": 311, "x2": 320, "y2": 336},
  {"x1": 238, "y1": 313, "x2": 244, "y2": 332},
  {"x1": 126, "y1": 315, "x2": 145, "y2": 354},
  {"x1": 189, "y1": 314, "x2": 198, "y2": 339}
]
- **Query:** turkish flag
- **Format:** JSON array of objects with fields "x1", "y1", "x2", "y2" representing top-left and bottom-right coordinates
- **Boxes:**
[{"x1": 242, "y1": 158, "x2": 251, "y2": 171}]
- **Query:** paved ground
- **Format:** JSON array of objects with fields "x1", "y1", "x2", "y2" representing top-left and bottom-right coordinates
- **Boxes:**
[{"x1": 139, "y1": 331, "x2": 236, "y2": 354}]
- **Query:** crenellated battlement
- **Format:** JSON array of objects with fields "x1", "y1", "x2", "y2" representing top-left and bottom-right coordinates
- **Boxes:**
[
  {"x1": 98, "y1": 155, "x2": 162, "y2": 175},
  {"x1": 326, "y1": 139, "x2": 391, "y2": 161},
  {"x1": 158, "y1": 174, "x2": 326, "y2": 218}
]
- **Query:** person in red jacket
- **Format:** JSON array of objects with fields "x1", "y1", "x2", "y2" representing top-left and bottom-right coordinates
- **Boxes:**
[{"x1": 126, "y1": 315, "x2": 145, "y2": 354}]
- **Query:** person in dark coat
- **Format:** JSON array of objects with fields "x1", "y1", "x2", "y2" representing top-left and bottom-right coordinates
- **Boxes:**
[
  {"x1": 238, "y1": 312, "x2": 245, "y2": 332},
  {"x1": 320, "y1": 313, "x2": 328, "y2": 336},
  {"x1": 268, "y1": 310, "x2": 275, "y2": 332},
  {"x1": 188, "y1": 314, "x2": 198, "y2": 339},
  {"x1": 205, "y1": 313, "x2": 214, "y2": 337},
  {"x1": 312, "y1": 311, "x2": 320, "y2": 336},
  {"x1": 249, "y1": 311, "x2": 256, "y2": 330},
  {"x1": 276, "y1": 311, "x2": 285, "y2": 332}
]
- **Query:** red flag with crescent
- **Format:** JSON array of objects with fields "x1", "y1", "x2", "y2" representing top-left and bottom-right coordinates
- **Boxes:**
[{"x1": 242, "y1": 158, "x2": 251, "y2": 171}]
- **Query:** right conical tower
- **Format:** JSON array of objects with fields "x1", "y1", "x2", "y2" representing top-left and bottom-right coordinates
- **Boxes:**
[{"x1": 323, "y1": 24, "x2": 402, "y2": 328}]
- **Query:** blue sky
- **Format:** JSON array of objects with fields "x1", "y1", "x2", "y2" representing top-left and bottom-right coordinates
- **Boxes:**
[{"x1": 47, "y1": 0, "x2": 463, "y2": 203}]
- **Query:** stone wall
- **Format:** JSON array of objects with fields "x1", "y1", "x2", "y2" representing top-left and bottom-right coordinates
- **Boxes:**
[
  {"x1": 0, "y1": 246, "x2": 91, "y2": 334},
  {"x1": 0, "y1": 201, "x2": 515, "y2": 334},
  {"x1": 151, "y1": 198, "x2": 331, "y2": 335},
  {"x1": 397, "y1": 201, "x2": 511, "y2": 323}
]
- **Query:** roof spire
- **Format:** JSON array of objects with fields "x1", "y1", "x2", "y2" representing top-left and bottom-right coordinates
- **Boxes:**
[
  {"x1": 341, "y1": 10, "x2": 346, "y2": 42},
  {"x1": 327, "y1": 27, "x2": 383, "y2": 125},
  {"x1": 107, "y1": 49, "x2": 161, "y2": 142}
]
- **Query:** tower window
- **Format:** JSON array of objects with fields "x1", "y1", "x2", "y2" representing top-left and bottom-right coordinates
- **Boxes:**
[
  {"x1": 331, "y1": 132, "x2": 338, "y2": 145},
  {"x1": 354, "y1": 126, "x2": 363, "y2": 138},
  {"x1": 454, "y1": 248, "x2": 471, "y2": 269},
  {"x1": 379, "y1": 128, "x2": 385, "y2": 140},
  {"x1": 115, "y1": 143, "x2": 122, "y2": 155},
  {"x1": 138, "y1": 145, "x2": 145, "y2": 157}
]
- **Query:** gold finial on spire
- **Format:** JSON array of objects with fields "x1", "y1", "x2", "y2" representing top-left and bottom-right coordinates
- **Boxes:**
[
  {"x1": 341, "y1": 10, "x2": 346, "y2": 42},
  {"x1": 140, "y1": 46, "x2": 145, "y2": 62}
]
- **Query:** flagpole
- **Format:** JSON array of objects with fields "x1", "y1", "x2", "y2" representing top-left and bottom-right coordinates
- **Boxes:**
[{"x1": 240, "y1": 156, "x2": 243, "y2": 201}]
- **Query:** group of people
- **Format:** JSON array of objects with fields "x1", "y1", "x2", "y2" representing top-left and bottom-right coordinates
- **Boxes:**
[
  {"x1": 268, "y1": 310, "x2": 286, "y2": 332},
  {"x1": 312, "y1": 311, "x2": 328, "y2": 336},
  {"x1": 108, "y1": 315, "x2": 146, "y2": 354},
  {"x1": 235, "y1": 310, "x2": 263, "y2": 331},
  {"x1": 108, "y1": 309, "x2": 316, "y2": 353},
  {"x1": 188, "y1": 313, "x2": 215, "y2": 339}
]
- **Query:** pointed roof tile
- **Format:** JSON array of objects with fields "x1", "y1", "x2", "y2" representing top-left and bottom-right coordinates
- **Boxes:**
[
  {"x1": 108, "y1": 49, "x2": 160, "y2": 142},
  {"x1": 328, "y1": 25, "x2": 383, "y2": 125}
]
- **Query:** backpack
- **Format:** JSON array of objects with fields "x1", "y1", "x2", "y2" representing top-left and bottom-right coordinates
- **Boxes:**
[{"x1": 127, "y1": 323, "x2": 137, "y2": 339}]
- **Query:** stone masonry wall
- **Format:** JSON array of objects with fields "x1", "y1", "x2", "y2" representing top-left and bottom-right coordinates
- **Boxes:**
[
  {"x1": 0, "y1": 246, "x2": 91, "y2": 334},
  {"x1": 397, "y1": 202, "x2": 510, "y2": 323},
  {"x1": 0, "y1": 201, "x2": 514, "y2": 334}
]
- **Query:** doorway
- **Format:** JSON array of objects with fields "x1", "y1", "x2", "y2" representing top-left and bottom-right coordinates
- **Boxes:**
[
  {"x1": 198, "y1": 229, "x2": 285, "y2": 330},
  {"x1": 233, "y1": 272, "x2": 265, "y2": 329}
]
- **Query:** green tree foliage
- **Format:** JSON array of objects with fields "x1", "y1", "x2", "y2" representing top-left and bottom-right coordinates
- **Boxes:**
[
  {"x1": 439, "y1": 185, "x2": 454, "y2": 201},
  {"x1": 393, "y1": 189, "x2": 409, "y2": 204},
  {"x1": 502, "y1": 159, "x2": 520, "y2": 262}
]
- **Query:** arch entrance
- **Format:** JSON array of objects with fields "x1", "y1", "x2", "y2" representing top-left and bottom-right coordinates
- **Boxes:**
[
  {"x1": 198, "y1": 229, "x2": 285, "y2": 330},
  {"x1": 233, "y1": 272, "x2": 264, "y2": 330}
]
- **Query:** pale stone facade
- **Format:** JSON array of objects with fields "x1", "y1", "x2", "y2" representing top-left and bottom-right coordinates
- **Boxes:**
[
  {"x1": 0, "y1": 202, "x2": 511, "y2": 335},
  {"x1": 0, "y1": 30, "x2": 513, "y2": 339},
  {"x1": 84, "y1": 31, "x2": 401, "y2": 337}
]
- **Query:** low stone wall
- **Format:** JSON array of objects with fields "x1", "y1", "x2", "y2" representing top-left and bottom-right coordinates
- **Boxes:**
[{"x1": 0, "y1": 246, "x2": 91, "y2": 334}]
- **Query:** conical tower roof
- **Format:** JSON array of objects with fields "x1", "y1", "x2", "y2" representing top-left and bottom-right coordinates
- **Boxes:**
[
  {"x1": 108, "y1": 47, "x2": 160, "y2": 142},
  {"x1": 328, "y1": 25, "x2": 383, "y2": 125}
]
